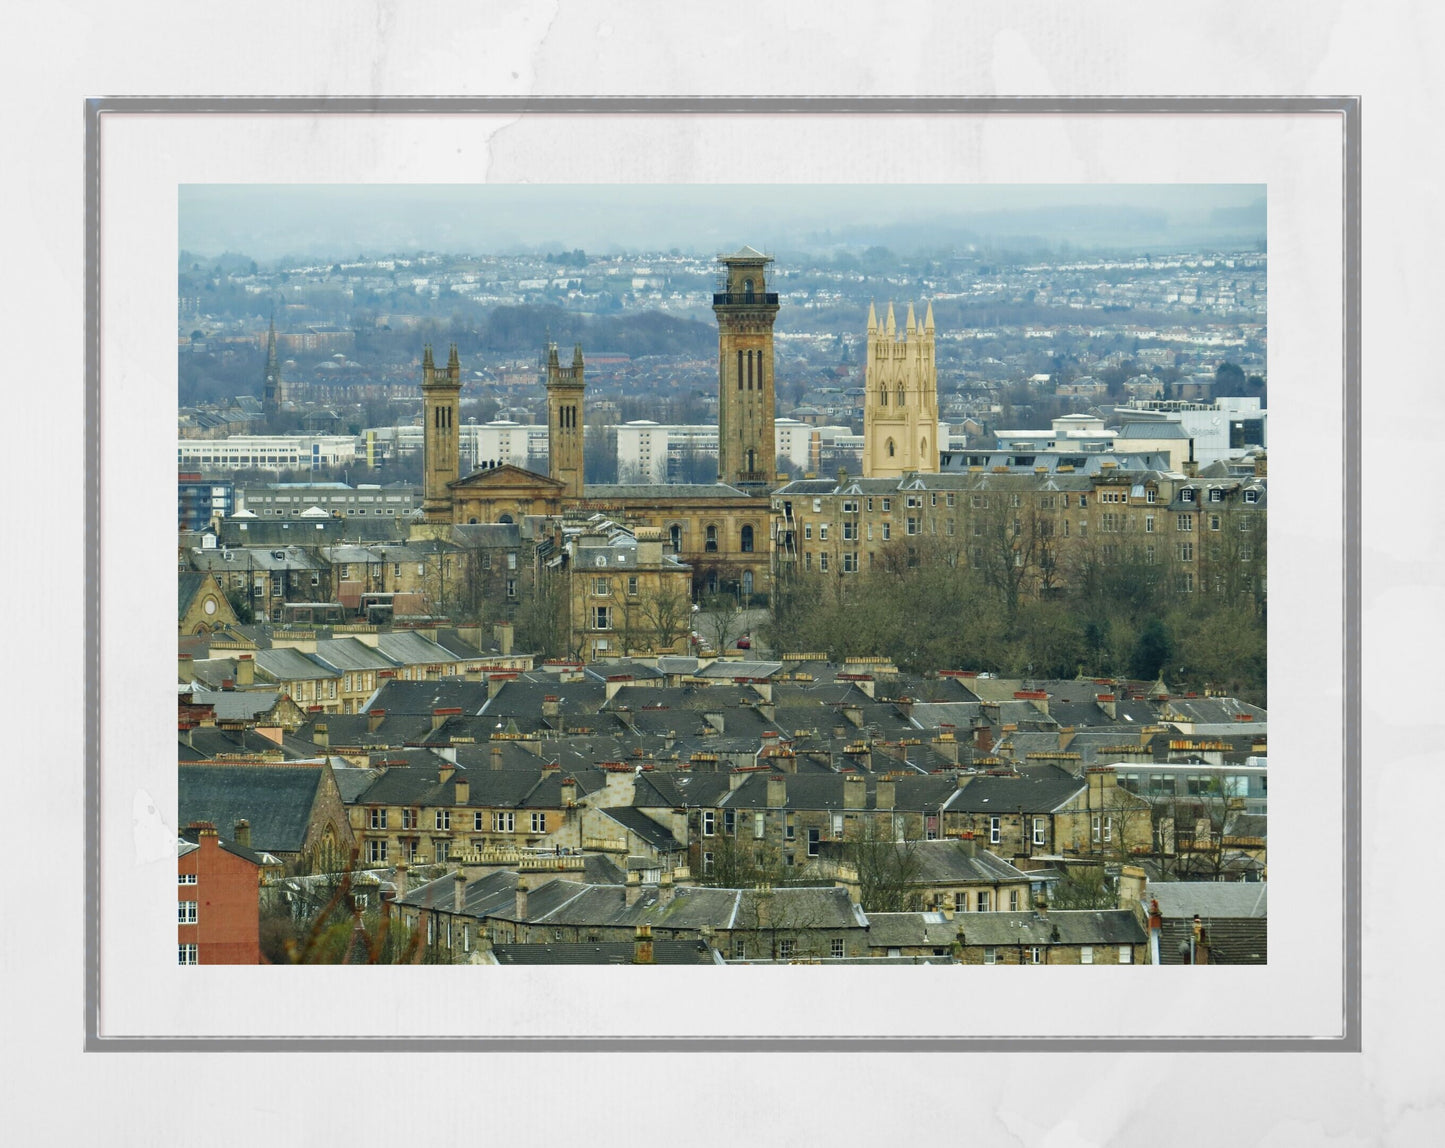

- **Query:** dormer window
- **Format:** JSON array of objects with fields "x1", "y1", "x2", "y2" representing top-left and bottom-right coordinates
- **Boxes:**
[
  {"x1": 1244, "y1": 489, "x2": 1260, "y2": 503},
  {"x1": 1181, "y1": 488, "x2": 1196, "y2": 503}
]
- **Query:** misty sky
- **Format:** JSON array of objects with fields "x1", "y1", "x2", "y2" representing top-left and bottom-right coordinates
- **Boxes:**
[{"x1": 180, "y1": 184, "x2": 1265, "y2": 262}]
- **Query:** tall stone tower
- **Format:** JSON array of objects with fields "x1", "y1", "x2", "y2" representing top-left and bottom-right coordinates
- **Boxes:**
[
  {"x1": 862, "y1": 300, "x2": 939, "y2": 478},
  {"x1": 546, "y1": 342, "x2": 586, "y2": 498},
  {"x1": 420, "y1": 343, "x2": 462, "y2": 523},
  {"x1": 262, "y1": 315, "x2": 280, "y2": 421},
  {"x1": 713, "y1": 246, "x2": 779, "y2": 489}
]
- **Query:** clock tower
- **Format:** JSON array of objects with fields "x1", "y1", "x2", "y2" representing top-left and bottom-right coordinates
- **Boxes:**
[{"x1": 420, "y1": 343, "x2": 462, "y2": 523}]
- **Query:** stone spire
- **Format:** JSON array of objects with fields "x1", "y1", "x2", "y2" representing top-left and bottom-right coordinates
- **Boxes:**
[
  {"x1": 885, "y1": 301, "x2": 896, "y2": 338},
  {"x1": 867, "y1": 300, "x2": 878, "y2": 333}
]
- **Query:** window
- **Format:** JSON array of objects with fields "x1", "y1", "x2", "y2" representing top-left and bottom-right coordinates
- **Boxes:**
[
  {"x1": 627, "y1": 575, "x2": 639, "y2": 596},
  {"x1": 785, "y1": 815, "x2": 795, "y2": 841},
  {"x1": 701, "y1": 810, "x2": 715, "y2": 836},
  {"x1": 741, "y1": 524, "x2": 755, "y2": 552},
  {"x1": 1146, "y1": 488, "x2": 1157, "y2": 503},
  {"x1": 1239, "y1": 514, "x2": 1256, "y2": 532},
  {"x1": 842, "y1": 521, "x2": 857, "y2": 541},
  {"x1": 1209, "y1": 488, "x2": 1224, "y2": 503},
  {"x1": 807, "y1": 827, "x2": 821, "y2": 857},
  {"x1": 530, "y1": 812, "x2": 547, "y2": 832},
  {"x1": 983, "y1": 947, "x2": 998, "y2": 965},
  {"x1": 473, "y1": 811, "x2": 485, "y2": 831},
  {"x1": 1180, "y1": 488, "x2": 1195, "y2": 503},
  {"x1": 592, "y1": 605, "x2": 611, "y2": 630},
  {"x1": 1032, "y1": 817, "x2": 1046, "y2": 846},
  {"x1": 493, "y1": 812, "x2": 515, "y2": 832},
  {"x1": 723, "y1": 809, "x2": 736, "y2": 836},
  {"x1": 831, "y1": 938, "x2": 845, "y2": 959},
  {"x1": 702, "y1": 850, "x2": 714, "y2": 875},
  {"x1": 1177, "y1": 513, "x2": 1193, "y2": 532},
  {"x1": 402, "y1": 808, "x2": 419, "y2": 830},
  {"x1": 366, "y1": 839, "x2": 387, "y2": 864},
  {"x1": 1029, "y1": 947, "x2": 1043, "y2": 965},
  {"x1": 1244, "y1": 488, "x2": 1260, "y2": 503},
  {"x1": 1119, "y1": 945, "x2": 1133, "y2": 964},
  {"x1": 752, "y1": 811, "x2": 766, "y2": 839},
  {"x1": 434, "y1": 840, "x2": 450, "y2": 863},
  {"x1": 1177, "y1": 541, "x2": 1194, "y2": 562},
  {"x1": 976, "y1": 891, "x2": 990, "y2": 912},
  {"x1": 906, "y1": 516, "x2": 920, "y2": 535},
  {"x1": 368, "y1": 807, "x2": 388, "y2": 830},
  {"x1": 178, "y1": 944, "x2": 198, "y2": 966},
  {"x1": 592, "y1": 577, "x2": 610, "y2": 596},
  {"x1": 1145, "y1": 514, "x2": 1154, "y2": 533},
  {"x1": 1209, "y1": 514, "x2": 1221, "y2": 531},
  {"x1": 819, "y1": 523, "x2": 829, "y2": 541},
  {"x1": 881, "y1": 498, "x2": 891, "y2": 512},
  {"x1": 734, "y1": 938, "x2": 749, "y2": 960},
  {"x1": 818, "y1": 552, "x2": 828, "y2": 572},
  {"x1": 1081, "y1": 945, "x2": 1094, "y2": 964},
  {"x1": 178, "y1": 873, "x2": 197, "y2": 885},
  {"x1": 435, "y1": 809, "x2": 450, "y2": 830},
  {"x1": 1176, "y1": 571, "x2": 1195, "y2": 593},
  {"x1": 178, "y1": 901, "x2": 197, "y2": 924},
  {"x1": 881, "y1": 522, "x2": 891, "y2": 540},
  {"x1": 705, "y1": 525, "x2": 718, "y2": 552},
  {"x1": 842, "y1": 552, "x2": 858, "y2": 573},
  {"x1": 989, "y1": 815, "x2": 1001, "y2": 844},
  {"x1": 1010, "y1": 889, "x2": 1020, "y2": 912},
  {"x1": 778, "y1": 939, "x2": 795, "y2": 960},
  {"x1": 946, "y1": 492, "x2": 956, "y2": 507}
]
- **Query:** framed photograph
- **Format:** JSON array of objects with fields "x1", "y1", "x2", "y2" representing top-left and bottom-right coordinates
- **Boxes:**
[{"x1": 88, "y1": 97, "x2": 1356, "y2": 1049}]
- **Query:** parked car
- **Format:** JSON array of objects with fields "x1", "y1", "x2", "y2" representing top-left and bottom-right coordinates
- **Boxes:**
[{"x1": 736, "y1": 635, "x2": 751, "y2": 649}]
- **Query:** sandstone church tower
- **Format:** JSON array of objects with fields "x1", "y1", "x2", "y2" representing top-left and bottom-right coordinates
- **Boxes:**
[
  {"x1": 420, "y1": 343, "x2": 462, "y2": 523},
  {"x1": 713, "y1": 247, "x2": 779, "y2": 489},
  {"x1": 862, "y1": 300, "x2": 939, "y2": 478},
  {"x1": 262, "y1": 315, "x2": 280, "y2": 422},
  {"x1": 546, "y1": 342, "x2": 586, "y2": 498}
]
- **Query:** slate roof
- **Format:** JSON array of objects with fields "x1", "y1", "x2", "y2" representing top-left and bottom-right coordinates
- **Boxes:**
[
  {"x1": 1158, "y1": 917, "x2": 1267, "y2": 965},
  {"x1": 581, "y1": 482, "x2": 751, "y2": 499},
  {"x1": 942, "y1": 775, "x2": 1088, "y2": 814},
  {"x1": 177, "y1": 763, "x2": 326, "y2": 854},
  {"x1": 332, "y1": 766, "x2": 384, "y2": 803},
  {"x1": 1148, "y1": 881, "x2": 1267, "y2": 920},
  {"x1": 951, "y1": 909, "x2": 1147, "y2": 947},
  {"x1": 489, "y1": 940, "x2": 718, "y2": 965},
  {"x1": 354, "y1": 766, "x2": 602, "y2": 809},
  {"x1": 374, "y1": 631, "x2": 465, "y2": 667},
  {"x1": 178, "y1": 824, "x2": 269, "y2": 867},
  {"x1": 594, "y1": 806, "x2": 686, "y2": 853},
  {"x1": 188, "y1": 689, "x2": 288, "y2": 721},
  {"x1": 866, "y1": 912, "x2": 964, "y2": 949},
  {"x1": 311, "y1": 637, "x2": 397, "y2": 673},
  {"x1": 364, "y1": 678, "x2": 491, "y2": 715},
  {"x1": 907, "y1": 840, "x2": 1033, "y2": 885},
  {"x1": 178, "y1": 572, "x2": 212, "y2": 620},
  {"x1": 255, "y1": 647, "x2": 339, "y2": 682},
  {"x1": 719, "y1": 772, "x2": 961, "y2": 813}
]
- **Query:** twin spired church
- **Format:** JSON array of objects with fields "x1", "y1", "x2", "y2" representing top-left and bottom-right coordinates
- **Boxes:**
[{"x1": 408, "y1": 247, "x2": 939, "y2": 601}]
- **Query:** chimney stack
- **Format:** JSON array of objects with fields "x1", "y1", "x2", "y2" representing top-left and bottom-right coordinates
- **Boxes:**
[
  {"x1": 453, "y1": 772, "x2": 469, "y2": 806},
  {"x1": 560, "y1": 777, "x2": 578, "y2": 806},
  {"x1": 766, "y1": 774, "x2": 787, "y2": 809},
  {"x1": 834, "y1": 863, "x2": 861, "y2": 904},
  {"x1": 367, "y1": 708, "x2": 386, "y2": 733},
  {"x1": 514, "y1": 878, "x2": 528, "y2": 921},
  {"x1": 633, "y1": 924, "x2": 654, "y2": 964},
  {"x1": 658, "y1": 870, "x2": 675, "y2": 907},
  {"x1": 439, "y1": 761, "x2": 456, "y2": 784},
  {"x1": 843, "y1": 774, "x2": 866, "y2": 809},
  {"x1": 453, "y1": 870, "x2": 467, "y2": 914},
  {"x1": 493, "y1": 620, "x2": 514, "y2": 656},
  {"x1": 236, "y1": 654, "x2": 254, "y2": 687},
  {"x1": 313, "y1": 723, "x2": 329, "y2": 749},
  {"x1": 625, "y1": 870, "x2": 642, "y2": 907},
  {"x1": 875, "y1": 777, "x2": 896, "y2": 811},
  {"x1": 233, "y1": 819, "x2": 251, "y2": 849},
  {"x1": 490, "y1": 744, "x2": 504, "y2": 770},
  {"x1": 393, "y1": 860, "x2": 408, "y2": 902},
  {"x1": 179, "y1": 652, "x2": 194, "y2": 684}
]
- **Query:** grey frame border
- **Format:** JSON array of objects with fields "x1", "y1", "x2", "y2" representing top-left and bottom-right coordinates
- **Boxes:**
[{"x1": 84, "y1": 94, "x2": 1360, "y2": 1052}]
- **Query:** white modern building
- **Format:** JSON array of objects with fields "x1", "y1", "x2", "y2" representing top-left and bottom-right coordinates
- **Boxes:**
[{"x1": 177, "y1": 435, "x2": 359, "y2": 474}]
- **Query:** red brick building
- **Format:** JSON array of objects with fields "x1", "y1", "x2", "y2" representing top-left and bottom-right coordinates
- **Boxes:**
[{"x1": 177, "y1": 822, "x2": 265, "y2": 965}]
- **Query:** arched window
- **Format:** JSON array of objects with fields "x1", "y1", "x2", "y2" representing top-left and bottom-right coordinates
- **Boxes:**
[
  {"x1": 896, "y1": 387, "x2": 905, "y2": 407},
  {"x1": 468, "y1": 517, "x2": 478, "y2": 525},
  {"x1": 880, "y1": 388, "x2": 887, "y2": 406},
  {"x1": 498, "y1": 513, "x2": 514, "y2": 524},
  {"x1": 669, "y1": 523, "x2": 682, "y2": 551},
  {"x1": 887, "y1": 439, "x2": 896, "y2": 458},
  {"x1": 740, "y1": 524, "x2": 754, "y2": 552},
  {"x1": 743, "y1": 278, "x2": 755, "y2": 301},
  {"x1": 705, "y1": 524, "x2": 719, "y2": 553},
  {"x1": 742, "y1": 570, "x2": 754, "y2": 597}
]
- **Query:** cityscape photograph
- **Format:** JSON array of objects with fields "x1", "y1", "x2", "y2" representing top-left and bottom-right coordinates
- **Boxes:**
[{"x1": 175, "y1": 184, "x2": 1269, "y2": 968}]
